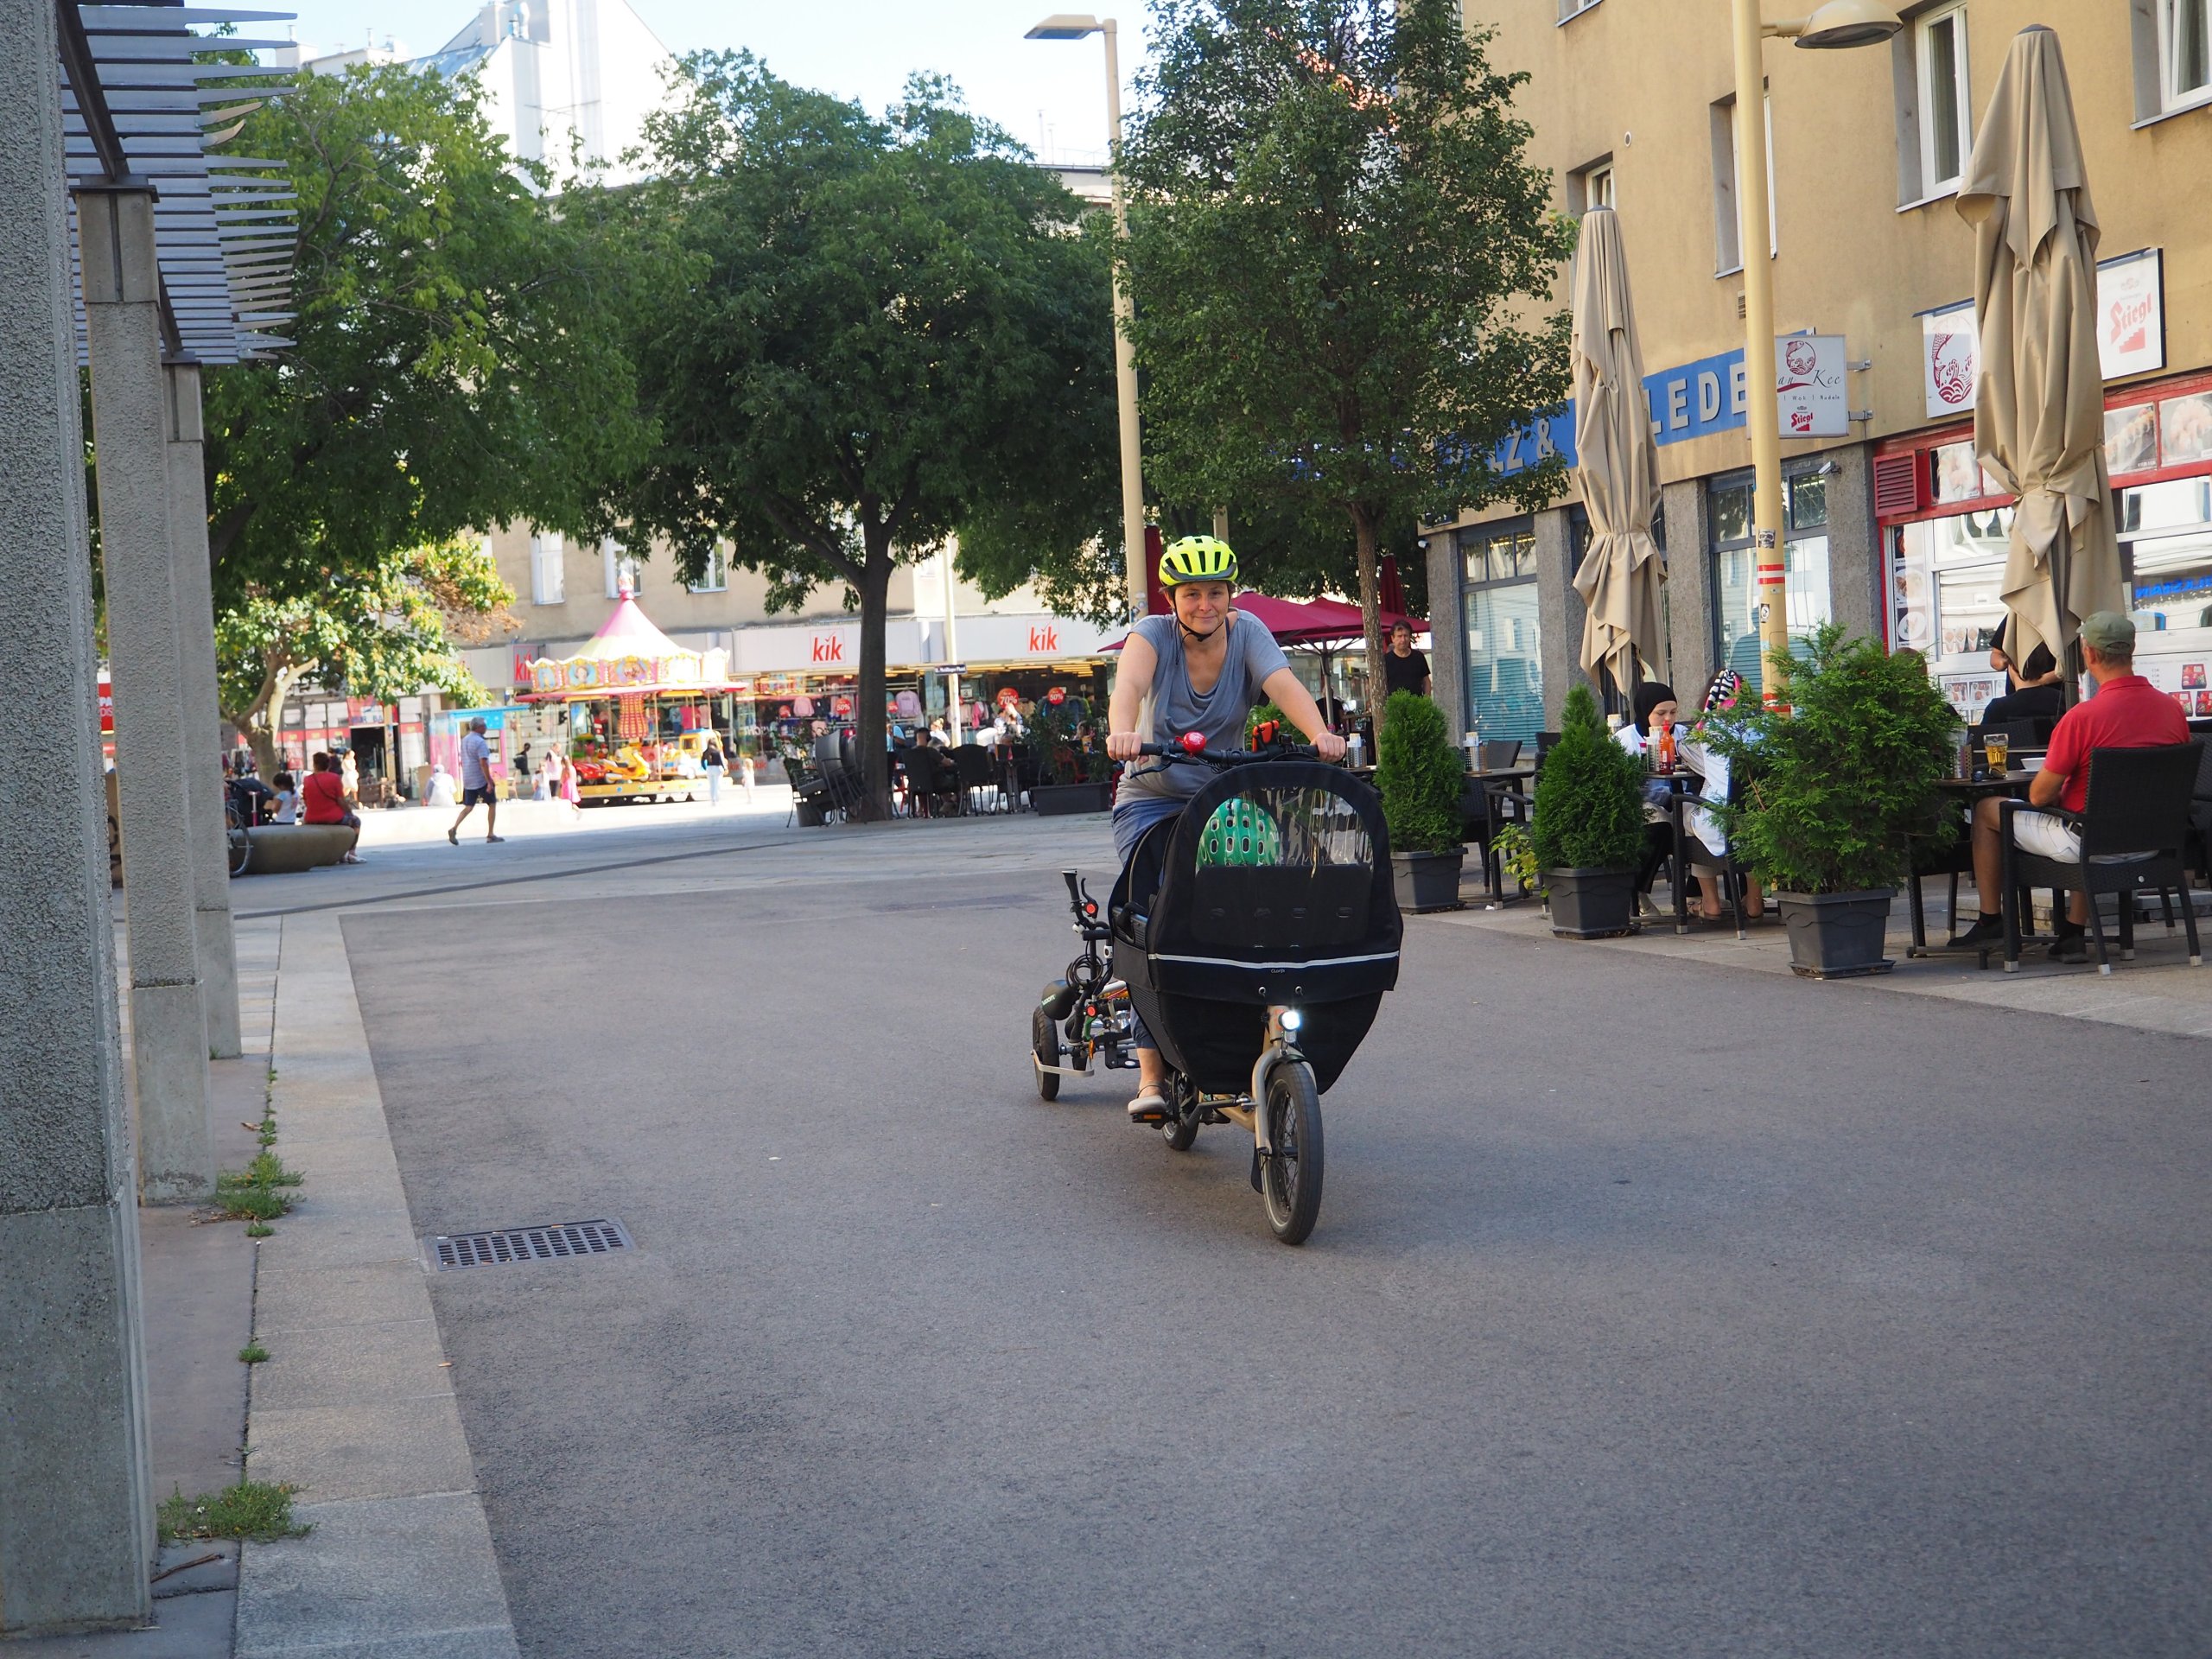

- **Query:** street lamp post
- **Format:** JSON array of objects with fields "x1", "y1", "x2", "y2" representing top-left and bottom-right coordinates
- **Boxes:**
[
  {"x1": 1027, "y1": 13, "x2": 1147, "y2": 622},
  {"x1": 1729, "y1": 0, "x2": 1899, "y2": 706}
]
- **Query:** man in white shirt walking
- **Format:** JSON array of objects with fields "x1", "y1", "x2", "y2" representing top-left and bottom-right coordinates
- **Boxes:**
[{"x1": 448, "y1": 716, "x2": 505, "y2": 845}]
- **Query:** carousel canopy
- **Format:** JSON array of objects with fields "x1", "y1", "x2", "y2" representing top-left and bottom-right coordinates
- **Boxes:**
[{"x1": 525, "y1": 587, "x2": 738, "y2": 698}]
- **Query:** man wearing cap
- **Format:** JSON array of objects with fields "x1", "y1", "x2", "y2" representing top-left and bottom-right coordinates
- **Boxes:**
[{"x1": 1959, "y1": 612, "x2": 2187, "y2": 961}]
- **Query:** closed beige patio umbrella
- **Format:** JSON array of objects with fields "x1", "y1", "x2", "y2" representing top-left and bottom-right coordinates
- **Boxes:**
[
  {"x1": 1568, "y1": 207, "x2": 1665, "y2": 696},
  {"x1": 1957, "y1": 25, "x2": 2124, "y2": 695}
]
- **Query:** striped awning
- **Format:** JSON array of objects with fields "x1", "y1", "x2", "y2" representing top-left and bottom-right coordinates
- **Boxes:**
[{"x1": 59, "y1": 1, "x2": 297, "y2": 364}]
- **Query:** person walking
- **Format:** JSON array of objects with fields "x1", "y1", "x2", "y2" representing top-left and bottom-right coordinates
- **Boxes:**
[
  {"x1": 701, "y1": 738, "x2": 726, "y2": 806},
  {"x1": 448, "y1": 716, "x2": 505, "y2": 844},
  {"x1": 1380, "y1": 620, "x2": 1432, "y2": 702},
  {"x1": 559, "y1": 749, "x2": 582, "y2": 817}
]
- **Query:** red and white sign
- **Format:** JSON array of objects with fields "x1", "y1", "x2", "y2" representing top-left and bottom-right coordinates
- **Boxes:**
[
  {"x1": 2098, "y1": 249, "x2": 2164, "y2": 380},
  {"x1": 1027, "y1": 625, "x2": 1059, "y2": 653},
  {"x1": 97, "y1": 671, "x2": 113, "y2": 734},
  {"x1": 996, "y1": 687, "x2": 1022, "y2": 709},
  {"x1": 830, "y1": 696, "x2": 853, "y2": 719},
  {"x1": 1774, "y1": 334, "x2": 1847, "y2": 438},
  {"x1": 810, "y1": 633, "x2": 847, "y2": 664},
  {"x1": 1922, "y1": 301, "x2": 1978, "y2": 418}
]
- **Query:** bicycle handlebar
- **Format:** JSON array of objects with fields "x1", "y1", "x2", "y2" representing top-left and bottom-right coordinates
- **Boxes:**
[{"x1": 1135, "y1": 741, "x2": 1322, "y2": 766}]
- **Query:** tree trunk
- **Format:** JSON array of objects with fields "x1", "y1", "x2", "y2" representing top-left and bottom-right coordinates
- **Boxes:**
[
  {"x1": 1350, "y1": 503, "x2": 1382, "y2": 735},
  {"x1": 855, "y1": 530, "x2": 894, "y2": 821},
  {"x1": 225, "y1": 659, "x2": 296, "y2": 781}
]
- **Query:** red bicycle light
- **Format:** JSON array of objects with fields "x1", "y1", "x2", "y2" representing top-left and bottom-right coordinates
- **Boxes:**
[
  {"x1": 1179, "y1": 730, "x2": 1208, "y2": 754},
  {"x1": 1084, "y1": 900, "x2": 1097, "y2": 917}
]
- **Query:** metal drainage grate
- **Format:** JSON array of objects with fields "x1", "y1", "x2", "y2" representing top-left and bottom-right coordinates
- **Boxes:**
[{"x1": 426, "y1": 1218, "x2": 633, "y2": 1272}]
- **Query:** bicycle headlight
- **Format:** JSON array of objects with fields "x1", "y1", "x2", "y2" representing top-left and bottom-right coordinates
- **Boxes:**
[{"x1": 1280, "y1": 1007, "x2": 1302, "y2": 1032}]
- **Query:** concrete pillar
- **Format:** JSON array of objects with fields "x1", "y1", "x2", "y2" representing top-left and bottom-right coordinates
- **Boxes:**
[
  {"x1": 164, "y1": 361, "x2": 242, "y2": 1057},
  {"x1": 1532, "y1": 506, "x2": 1586, "y2": 728},
  {"x1": 0, "y1": 0, "x2": 158, "y2": 1630},
  {"x1": 1661, "y1": 478, "x2": 1716, "y2": 700},
  {"x1": 1822, "y1": 441, "x2": 1881, "y2": 644},
  {"x1": 1422, "y1": 527, "x2": 1465, "y2": 736},
  {"x1": 80, "y1": 183, "x2": 215, "y2": 1204}
]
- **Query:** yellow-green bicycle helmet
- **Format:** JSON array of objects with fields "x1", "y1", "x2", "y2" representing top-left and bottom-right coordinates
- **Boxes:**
[
  {"x1": 1197, "y1": 797, "x2": 1283, "y2": 868},
  {"x1": 1159, "y1": 535, "x2": 1237, "y2": 588}
]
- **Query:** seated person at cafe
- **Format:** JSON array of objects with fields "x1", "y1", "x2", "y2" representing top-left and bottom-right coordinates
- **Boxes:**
[
  {"x1": 1676, "y1": 670, "x2": 1763, "y2": 925},
  {"x1": 1980, "y1": 637, "x2": 2063, "y2": 729},
  {"x1": 1956, "y1": 611, "x2": 2188, "y2": 961},
  {"x1": 1616, "y1": 681, "x2": 1680, "y2": 899},
  {"x1": 300, "y1": 751, "x2": 364, "y2": 864}
]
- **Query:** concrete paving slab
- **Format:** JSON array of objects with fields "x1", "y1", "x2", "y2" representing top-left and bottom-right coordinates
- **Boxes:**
[
  {"x1": 245, "y1": 1397, "x2": 475, "y2": 1505},
  {"x1": 245, "y1": 1209, "x2": 420, "y2": 1273},
  {"x1": 246, "y1": 1319, "x2": 451, "y2": 1412},
  {"x1": 252, "y1": 1261, "x2": 434, "y2": 1338},
  {"x1": 236, "y1": 1495, "x2": 518, "y2": 1659}
]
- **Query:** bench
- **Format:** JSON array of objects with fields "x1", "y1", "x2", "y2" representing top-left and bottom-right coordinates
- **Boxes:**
[{"x1": 241, "y1": 823, "x2": 356, "y2": 874}]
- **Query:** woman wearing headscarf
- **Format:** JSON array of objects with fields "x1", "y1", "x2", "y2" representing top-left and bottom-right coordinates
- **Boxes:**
[{"x1": 1619, "y1": 680, "x2": 1681, "y2": 908}]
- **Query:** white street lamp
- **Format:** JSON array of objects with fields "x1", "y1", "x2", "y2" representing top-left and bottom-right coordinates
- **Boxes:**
[
  {"x1": 1027, "y1": 13, "x2": 1148, "y2": 622},
  {"x1": 1728, "y1": 0, "x2": 1899, "y2": 705}
]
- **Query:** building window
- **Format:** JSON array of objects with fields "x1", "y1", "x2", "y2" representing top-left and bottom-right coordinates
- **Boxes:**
[
  {"x1": 1709, "y1": 93, "x2": 1777, "y2": 275},
  {"x1": 1708, "y1": 470, "x2": 1831, "y2": 700},
  {"x1": 1893, "y1": 3, "x2": 1972, "y2": 202},
  {"x1": 602, "y1": 537, "x2": 640, "y2": 599},
  {"x1": 529, "y1": 531, "x2": 566, "y2": 605},
  {"x1": 1459, "y1": 524, "x2": 1544, "y2": 745},
  {"x1": 688, "y1": 543, "x2": 729, "y2": 594},
  {"x1": 2162, "y1": 0, "x2": 2212, "y2": 111},
  {"x1": 1573, "y1": 158, "x2": 1616, "y2": 214},
  {"x1": 1557, "y1": 0, "x2": 1601, "y2": 21}
]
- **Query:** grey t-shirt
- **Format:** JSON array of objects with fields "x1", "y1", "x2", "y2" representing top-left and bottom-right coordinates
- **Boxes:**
[{"x1": 1118, "y1": 610, "x2": 1290, "y2": 804}]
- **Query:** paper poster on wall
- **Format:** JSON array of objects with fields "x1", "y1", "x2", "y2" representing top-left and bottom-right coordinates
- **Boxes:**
[
  {"x1": 2098, "y1": 249, "x2": 2164, "y2": 380},
  {"x1": 1775, "y1": 335, "x2": 1847, "y2": 437},
  {"x1": 1922, "y1": 302, "x2": 1978, "y2": 419}
]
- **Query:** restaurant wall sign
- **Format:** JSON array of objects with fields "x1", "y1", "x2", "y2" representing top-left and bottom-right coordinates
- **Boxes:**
[{"x1": 528, "y1": 646, "x2": 732, "y2": 695}]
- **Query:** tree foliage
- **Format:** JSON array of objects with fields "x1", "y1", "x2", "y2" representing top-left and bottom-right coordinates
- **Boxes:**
[
  {"x1": 1531, "y1": 683, "x2": 1645, "y2": 871},
  {"x1": 1699, "y1": 626, "x2": 1960, "y2": 894},
  {"x1": 1118, "y1": 0, "x2": 1573, "y2": 698},
  {"x1": 613, "y1": 54, "x2": 1120, "y2": 812},
  {"x1": 217, "y1": 540, "x2": 513, "y2": 776},
  {"x1": 200, "y1": 61, "x2": 650, "y2": 613},
  {"x1": 1374, "y1": 688, "x2": 1462, "y2": 854}
]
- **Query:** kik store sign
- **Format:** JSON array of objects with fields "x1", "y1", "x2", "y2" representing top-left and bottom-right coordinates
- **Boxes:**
[{"x1": 1487, "y1": 335, "x2": 1847, "y2": 477}]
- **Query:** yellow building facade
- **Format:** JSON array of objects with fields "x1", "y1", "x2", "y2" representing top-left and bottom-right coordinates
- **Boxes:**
[{"x1": 1426, "y1": 0, "x2": 2212, "y2": 740}]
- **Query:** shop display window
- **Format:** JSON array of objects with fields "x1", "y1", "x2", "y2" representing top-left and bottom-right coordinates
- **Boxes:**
[
  {"x1": 1708, "y1": 471, "x2": 1830, "y2": 698},
  {"x1": 1459, "y1": 524, "x2": 1543, "y2": 744}
]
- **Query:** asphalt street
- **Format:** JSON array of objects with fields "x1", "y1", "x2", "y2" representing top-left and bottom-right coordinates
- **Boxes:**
[{"x1": 338, "y1": 812, "x2": 2212, "y2": 1657}]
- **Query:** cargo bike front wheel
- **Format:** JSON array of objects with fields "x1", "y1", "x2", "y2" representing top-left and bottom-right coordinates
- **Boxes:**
[{"x1": 1260, "y1": 1059, "x2": 1324, "y2": 1245}]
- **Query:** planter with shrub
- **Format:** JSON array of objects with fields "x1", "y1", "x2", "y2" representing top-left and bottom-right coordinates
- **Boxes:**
[
  {"x1": 1027, "y1": 697, "x2": 1112, "y2": 815},
  {"x1": 1530, "y1": 683, "x2": 1646, "y2": 938},
  {"x1": 1696, "y1": 624, "x2": 1960, "y2": 978},
  {"x1": 1375, "y1": 690, "x2": 1465, "y2": 912}
]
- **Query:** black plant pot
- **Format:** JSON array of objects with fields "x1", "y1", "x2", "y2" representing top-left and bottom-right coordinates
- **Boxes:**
[
  {"x1": 1391, "y1": 849, "x2": 1465, "y2": 913},
  {"x1": 1030, "y1": 781, "x2": 1113, "y2": 817},
  {"x1": 1777, "y1": 889, "x2": 1896, "y2": 978},
  {"x1": 1546, "y1": 867, "x2": 1637, "y2": 938},
  {"x1": 795, "y1": 799, "x2": 826, "y2": 827}
]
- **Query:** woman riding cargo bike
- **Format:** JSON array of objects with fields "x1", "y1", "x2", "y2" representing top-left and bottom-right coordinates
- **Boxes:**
[{"x1": 1028, "y1": 537, "x2": 1403, "y2": 1243}]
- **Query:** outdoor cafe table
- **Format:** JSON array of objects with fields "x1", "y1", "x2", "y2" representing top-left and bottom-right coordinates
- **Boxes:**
[{"x1": 1907, "y1": 772, "x2": 2040, "y2": 955}]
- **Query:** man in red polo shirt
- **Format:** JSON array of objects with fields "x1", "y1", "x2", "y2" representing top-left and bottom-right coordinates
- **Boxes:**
[{"x1": 1960, "y1": 611, "x2": 2187, "y2": 960}]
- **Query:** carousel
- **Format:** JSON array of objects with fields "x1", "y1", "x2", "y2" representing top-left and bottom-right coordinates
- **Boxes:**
[{"x1": 523, "y1": 585, "x2": 740, "y2": 805}]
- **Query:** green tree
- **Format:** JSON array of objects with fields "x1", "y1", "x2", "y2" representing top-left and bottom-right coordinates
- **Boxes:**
[
  {"x1": 200, "y1": 61, "x2": 649, "y2": 620},
  {"x1": 218, "y1": 540, "x2": 513, "y2": 776},
  {"x1": 1530, "y1": 683, "x2": 1645, "y2": 872},
  {"x1": 616, "y1": 55, "x2": 1120, "y2": 813},
  {"x1": 1119, "y1": 0, "x2": 1573, "y2": 715}
]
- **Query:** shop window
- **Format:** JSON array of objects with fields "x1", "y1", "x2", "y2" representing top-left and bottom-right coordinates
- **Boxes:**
[
  {"x1": 1893, "y1": 3, "x2": 1972, "y2": 203},
  {"x1": 1708, "y1": 471, "x2": 1830, "y2": 700},
  {"x1": 1459, "y1": 524, "x2": 1543, "y2": 745},
  {"x1": 2123, "y1": 480, "x2": 2212, "y2": 671},
  {"x1": 2137, "y1": 0, "x2": 2212, "y2": 119},
  {"x1": 530, "y1": 531, "x2": 566, "y2": 606},
  {"x1": 1709, "y1": 92, "x2": 1777, "y2": 275}
]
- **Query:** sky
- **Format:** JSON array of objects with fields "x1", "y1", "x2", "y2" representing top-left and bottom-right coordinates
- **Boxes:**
[{"x1": 283, "y1": 0, "x2": 1154, "y2": 163}]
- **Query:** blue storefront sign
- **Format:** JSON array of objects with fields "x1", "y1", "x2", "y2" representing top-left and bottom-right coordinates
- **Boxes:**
[{"x1": 1488, "y1": 346, "x2": 1754, "y2": 478}]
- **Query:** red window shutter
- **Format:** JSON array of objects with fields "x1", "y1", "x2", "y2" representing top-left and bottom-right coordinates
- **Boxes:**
[{"x1": 1872, "y1": 453, "x2": 1923, "y2": 518}]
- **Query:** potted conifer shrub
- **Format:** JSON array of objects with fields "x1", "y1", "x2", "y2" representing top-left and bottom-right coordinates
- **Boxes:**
[
  {"x1": 1375, "y1": 690, "x2": 1465, "y2": 912},
  {"x1": 1531, "y1": 683, "x2": 1646, "y2": 938},
  {"x1": 1698, "y1": 624, "x2": 1959, "y2": 978},
  {"x1": 1027, "y1": 697, "x2": 1111, "y2": 815}
]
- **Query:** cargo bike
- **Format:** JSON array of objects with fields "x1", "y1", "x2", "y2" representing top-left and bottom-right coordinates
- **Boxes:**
[{"x1": 1031, "y1": 736, "x2": 1402, "y2": 1244}]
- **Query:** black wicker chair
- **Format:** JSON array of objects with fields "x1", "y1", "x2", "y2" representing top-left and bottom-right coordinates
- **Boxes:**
[{"x1": 1999, "y1": 741, "x2": 2204, "y2": 975}]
